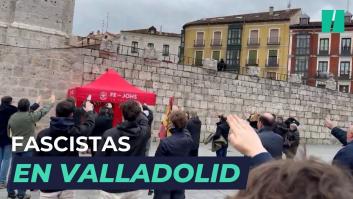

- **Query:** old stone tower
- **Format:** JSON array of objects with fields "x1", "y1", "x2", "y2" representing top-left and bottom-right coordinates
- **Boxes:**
[{"x1": 0, "y1": 0, "x2": 75, "y2": 48}]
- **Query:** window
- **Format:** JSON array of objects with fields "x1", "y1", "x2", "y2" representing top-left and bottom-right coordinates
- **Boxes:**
[
  {"x1": 131, "y1": 41, "x2": 138, "y2": 53},
  {"x1": 147, "y1": 43, "x2": 154, "y2": 49},
  {"x1": 340, "y1": 61, "x2": 350, "y2": 76},
  {"x1": 228, "y1": 28, "x2": 241, "y2": 45},
  {"x1": 317, "y1": 61, "x2": 328, "y2": 73},
  {"x1": 266, "y1": 72, "x2": 277, "y2": 80},
  {"x1": 248, "y1": 50, "x2": 258, "y2": 65},
  {"x1": 226, "y1": 49, "x2": 241, "y2": 69},
  {"x1": 196, "y1": 32, "x2": 204, "y2": 46},
  {"x1": 341, "y1": 38, "x2": 351, "y2": 54},
  {"x1": 268, "y1": 50, "x2": 278, "y2": 66},
  {"x1": 296, "y1": 34, "x2": 310, "y2": 55},
  {"x1": 212, "y1": 51, "x2": 220, "y2": 61},
  {"x1": 195, "y1": 51, "x2": 203, "y2": 66},
  {"x1": 339, "y1": 85, "x2": 349, "y2": 93},
  {"x1": 319, "y1": 38, "x2": 329, "y2": 54},
  {"x1": 212, "y1": 31, "x2": 222, "y2": 46},
  {"x1": 249, "y1": 30, "x2": 259, "y2": 44},
  {"x1": 300, "y1": 18, "x2": 309, "y2": 25},
  {"x1": 295, "y1": 56, "x2": 308, "y2": 73},
  {"x1": 269, "y1": 29, "x2": 279, "y2": 44},
  {"x1": 163, "y1": 45, "x2": 169, "y2": 56}
]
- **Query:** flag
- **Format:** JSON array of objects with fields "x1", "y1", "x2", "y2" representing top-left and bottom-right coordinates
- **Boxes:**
[{"x1": 159, "y1": 96, "x2": 174, "y2": 139}]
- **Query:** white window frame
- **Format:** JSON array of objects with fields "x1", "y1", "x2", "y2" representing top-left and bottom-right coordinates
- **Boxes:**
[
  {"x1": 211, "y1": 50, "x2": 222, "y2": 61},
  {"x1": 317, "y1": 33, "x2": 331, "y2": 54},
  {"x1": 316, "y1": 58, "x2": 330, "y2": 73},
  {"x1": 267, "y1": 49, "x2": 279, "y2": 65},
  {"x1": 247, "y1": 49, "x2": 258, "y2": 64},
  {"x1": 194, "y1": 50, "x2": 204, "y2": 65},
  {"x1": 248, "y1": 29, "x2": 260, "y2": 44},
  {"x1": 338, "y1": 84, "x2": 350, "y2": 93},
  {"x1": 338, "y1": 58, "x2": 352, "y2": 78},
  {"x1": 268, "y1": 28, "x2": 280, "y2": 43},
  {"x1": 339, "y1": 33, "x2": 353, "y2": 54}
]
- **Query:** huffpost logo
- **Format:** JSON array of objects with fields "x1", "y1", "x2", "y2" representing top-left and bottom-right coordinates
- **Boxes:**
[{"x1": 322, "y1": 10, "x2": 345, "y2": 33}]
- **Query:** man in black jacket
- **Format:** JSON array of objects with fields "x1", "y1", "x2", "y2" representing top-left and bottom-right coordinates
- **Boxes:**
[
  {"x1": 257, "y1": 113, "x2": 283, "y2": 159},
  {"x1": 324, "y1": 117, "x2": 353, "y2": 175},
  {"x1": 186, "y1": 111, "x2": 202, "y2": 156},
  {"x1": 96, "y1": 100, "x2": 151, "y2": 199},
  {"x1": 0, "y1": 96, "x2": 17, "y2": 188},
  {"x1": 154, "y1": 110, "x2": 194, "y2": 199},
  {"x1": 35, "y1": 100, "x2": 95, "y2": 199}
]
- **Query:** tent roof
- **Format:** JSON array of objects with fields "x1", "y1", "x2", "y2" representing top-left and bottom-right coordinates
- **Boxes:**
[
  {"x1": 68, "y1": 68, "x2": 156, "y2": 105},
  {"x1": 83, "y1": 68, "x2": 146, "y2": 93}
]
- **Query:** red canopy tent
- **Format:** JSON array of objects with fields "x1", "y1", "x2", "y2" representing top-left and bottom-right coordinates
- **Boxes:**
[{"x1": 67, "y1": 68, "x2": 156, "y2": 125}]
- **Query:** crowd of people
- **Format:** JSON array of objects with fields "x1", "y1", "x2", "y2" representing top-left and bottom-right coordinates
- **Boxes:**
[{"x1": 0, "y1": 94, "x2": 353, "y2": 199}]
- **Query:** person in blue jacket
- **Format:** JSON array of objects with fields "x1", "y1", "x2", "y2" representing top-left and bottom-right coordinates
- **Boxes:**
[{"x1": 324, "y1": 117, "x2": 353, "y2": 175}]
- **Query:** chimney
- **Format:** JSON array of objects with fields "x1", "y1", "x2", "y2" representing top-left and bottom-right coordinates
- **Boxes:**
[{"x1": 269, "y1": 6, "x2": 274, "y2": 15}]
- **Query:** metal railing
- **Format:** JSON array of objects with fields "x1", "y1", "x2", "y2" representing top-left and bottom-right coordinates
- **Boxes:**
[
  {"x1": 267, "y1": 37, "x2": 280, "y2": 45},
  {"x1": 246, "y1": 58, "x2": 259, "y2": 66},
  {"x1": 194, "y1": 40, "x2": 205, "y2": 47},
  {"x1": 211, "y1": 39, "x2": 222, "y2": 47},
  {"x1": 266, "y1": 58, "x2": 279, "y2": 67},
  {"x1": 247, "y1": 38, "x2": 260, "y2": 46},
  {"x1": 318, "y1": 50, "x2": 329, "y2": 56},
  {"x1": 340, "y1": 47, "x2": 351, "y2": 56}
]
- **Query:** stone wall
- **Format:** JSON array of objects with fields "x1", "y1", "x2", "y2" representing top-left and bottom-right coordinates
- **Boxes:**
[
  {"x1": 0, "y1": 46, "x2": 352, "y2": 144},
  {"x1": 80, "y1": 49, "x2": 353, "y2": 144}
]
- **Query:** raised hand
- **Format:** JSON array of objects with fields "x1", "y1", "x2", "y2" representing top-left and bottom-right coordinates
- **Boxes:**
[
  {"x1": 324, "y1": 116, "x2": 337, "y2": 130},
  {"x1": 49, "y1": 94, "x2": 56, "y2": 104},
  {"x1": 227, "y1": 115, "x2": 267, "y2": 157},
  {"x1": 83, "y1": 101, "x2": 94, "y2": 112}
]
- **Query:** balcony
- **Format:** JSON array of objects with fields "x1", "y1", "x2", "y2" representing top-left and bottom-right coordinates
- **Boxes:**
[
  {"x1": 194, "y1": 40, "x2": 205, "y2": 48},
  {"x1": 316, "y1": 71, "x2": 329, "y2": 79},
  {"x1": 211, "y1": 39, "x2": 222, "y2": 47},
  {"x1": 338, "y1": 73, "x2": 351, "y2": 80},
  {"x1": 247, "y1": 38, "x2": 260, "y2": 47},
  {"x1": 340, "y1": 47, "x2": 351, "y2": 56},
  {"x1": 267, "y1": 37, "x2": 280, "y2": 45},
  {"x1": 318, "y1": 50, "x2": 329, "y2": 56},
  {"x1": 266, "y1": 58, "x2": 279, "y2": 67},
  {"x1": 246, "y1": 58, "x2": 259, "y2": 66}
]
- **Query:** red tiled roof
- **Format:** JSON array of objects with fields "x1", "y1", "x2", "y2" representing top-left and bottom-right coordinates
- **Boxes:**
[{"x1": 183, "y1": 8, "x2": 301, "y2": 28}]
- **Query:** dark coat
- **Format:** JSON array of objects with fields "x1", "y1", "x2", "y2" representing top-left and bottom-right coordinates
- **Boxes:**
[
  {"x1": 213, "y1": 120, "x2": 230, "y2": 147},
  {"x1": 92, "y1": 114, "x2": 113, "y2": 137},
  {"x1": 273, "y1": 122, "x2": 288, "y2": 138},
  {"x1": 186, "y1": 117, "x2": 202, "y2": 150},
  {"x1": 333, "y1": 141, "x2": 353, "y2": 175},
  {"x1": 154, "y1": 128, "x2": 193, "y2": 199},
  {"x1": 95, "y1": 113, "x2": 150, "y2": 194},
  {"x1": 330, "y1": 127, "x2": 353, "y2": 175},
  {"x1": 95, "y1": 113, "x2": 150, "y2": 157},
  {"x1": 284, "y1": 129, "x2": 300, "y2": 148},
  {"x1": 258, "y1": 127, "x2": 284, "y2": 159},
  {"x1": 0, "y1": 104, "x2": 18, "y2": 146},
  {"x1": 142, "y1": 105, "x2": 154, "y2": 127},
  {"x1": 35, "y1": 111, "x2": 95, "y2": 157},
  {"x1": 35, "y1": 111, "x2": 95, "y2": 193},
  {"x1": 155, "y1": 128, "x2": 193, "y2": 157}
]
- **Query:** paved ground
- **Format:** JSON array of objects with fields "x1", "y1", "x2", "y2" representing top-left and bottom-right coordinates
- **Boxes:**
[{"x1": 0, "y1": 143, "x2": 341, "y2": 199}]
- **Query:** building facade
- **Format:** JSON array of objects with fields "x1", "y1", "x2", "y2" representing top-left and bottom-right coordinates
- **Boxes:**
[
  {"x1": 119, "y1": 26, "x2": 181, "y2": 63},
  {"x1": 181, "y1": 7, "x2": 301, "y2": 80},
  {"x1": 289, "y1": 13, "x2": 353, "y2": 93}
]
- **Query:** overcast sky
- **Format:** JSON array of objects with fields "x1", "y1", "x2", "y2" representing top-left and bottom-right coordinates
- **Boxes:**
[{"x1": 73, "y1": 0, "x2": 350, "y2": 36}]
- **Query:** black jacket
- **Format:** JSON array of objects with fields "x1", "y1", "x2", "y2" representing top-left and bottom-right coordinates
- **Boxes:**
[
  {"x1": 35, "y1": 111, "x2": 95, "y2": 157},
  {"x1": 186, "y1": 117, "x2": 202, "y2": 150},
  {"x1": 331, "y1": 127, "x2": 347, "y2": 146},
  {"x1": 92, "y1": 114, "x2": 113, "y2": 137},
  {"x1": 142, "y1": 105, "x2": 154, "y2": 127},
  {"x1": 213, "y1": 120, "x2": 230, "y2": 147},
  {"x1": 258, "y1": 127, "x2": 284, "y2": 159},
  {"x1": 0, "y1": 104, "x2": 18, "y2": 146},
  {"x1": 284, "y1": 129, "x2": 300, "y2": 148},
  {"x1": 95, "y1": 113, "x2": 150, "y2": 157},
  {"x1": 35, "y1": 111, "x2": 95, "y2": 193},
  {"x1": 155, "y1": 128, "x2": 194, "y2": 157},
  {"x1": 273, "y1": 122, "x2": 288, "y2": 138}
]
